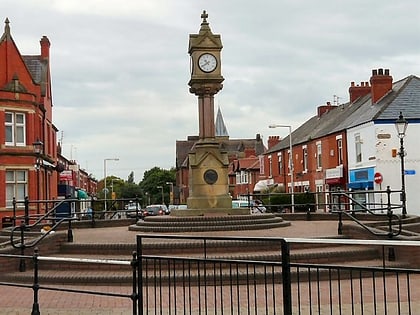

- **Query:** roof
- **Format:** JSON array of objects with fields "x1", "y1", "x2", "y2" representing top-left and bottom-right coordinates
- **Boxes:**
[
  {"x1": 267, "y1": 74, "x2": 419, "y2": 153},
  {"x1": 176, "y1": 136, "x2": 266, "y2": 169}
]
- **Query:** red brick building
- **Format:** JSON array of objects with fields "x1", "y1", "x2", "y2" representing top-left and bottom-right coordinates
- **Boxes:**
[
  {"x1": 0, "y1": 18, "x2": 58, "y2": 218},
  {"x1": 264, "y1": 102, "x2": 349, "y2": 211},
  {"x1": 0, "y1": 19, "x2": 97, "y2": 222}
]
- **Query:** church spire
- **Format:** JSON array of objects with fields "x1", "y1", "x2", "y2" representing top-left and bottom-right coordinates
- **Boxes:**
[{"x1": 215, "y1": 106, "x2": 229, "y2": 138}]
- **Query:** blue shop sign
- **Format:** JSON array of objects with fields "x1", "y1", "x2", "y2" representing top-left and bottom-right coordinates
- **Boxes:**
[{"x1": 348, "y1": 167, "x2": 374, "y2": 189}]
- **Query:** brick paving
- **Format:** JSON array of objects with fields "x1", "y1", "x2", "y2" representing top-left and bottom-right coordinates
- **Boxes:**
[{"x1": 0, "y1": 219, "x2": 397, "y2": 314}]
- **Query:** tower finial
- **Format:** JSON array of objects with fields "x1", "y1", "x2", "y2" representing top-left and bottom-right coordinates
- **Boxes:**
[
  {"x1": 201, "y1": 10, "x2": 208, "y2": 24},
  {"x1": 5, "y1": 17, "x2": 10, "y2": 34}
]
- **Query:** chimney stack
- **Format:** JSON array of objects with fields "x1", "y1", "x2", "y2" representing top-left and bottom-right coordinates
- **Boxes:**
[
  {"x1": 370, "y1": 68, "x2": 392, "y2": 103},
  {"x1": 349, "y1": 81, "x2": 371, "y2": 103},
  {"x1": 317, "y1": 101, "x2": 337, "y2": 118},
  {"x1": 267, "y1": 136, "x2": 280, "y2": 149},
  {"x1": 40, "y1": 36, "x2": 50, "y2": 59}
]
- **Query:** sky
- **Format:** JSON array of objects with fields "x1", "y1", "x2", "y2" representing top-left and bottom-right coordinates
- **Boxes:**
[{"x1": 2, "y1": 1, "x2": 420, "y2": 182}]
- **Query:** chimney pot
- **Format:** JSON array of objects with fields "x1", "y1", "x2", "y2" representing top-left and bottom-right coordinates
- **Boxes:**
[
  {"x1": 372, "y1": 69, "x2": 378, "y2": 76},
  {"x1": 370, "y1": 68, "x2": 393, "y2": 103}
]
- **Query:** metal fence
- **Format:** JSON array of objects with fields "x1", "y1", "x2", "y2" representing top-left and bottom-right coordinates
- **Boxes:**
[
  {"x1": 1, "y1": 236, "x2": 419, "y2": 314},
  {"x1": 136, "y1": 235, "x2": 420, "y2": 315}
]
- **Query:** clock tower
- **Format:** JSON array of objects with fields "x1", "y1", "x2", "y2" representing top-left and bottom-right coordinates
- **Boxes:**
[{"x1": 187, "y1": 11, "x2": 232, "y2": 211}]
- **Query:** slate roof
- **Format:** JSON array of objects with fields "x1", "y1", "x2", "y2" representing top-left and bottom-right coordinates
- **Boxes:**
[
  {"x1": 22, "y1": 55, "x2": 43, "y2": 84},
  {"x1": 176, "y1": 137, "x2": 266, "y2": 169},
  {"x1": 267, "y1": 75, "x2": 420, "y2": 153}
]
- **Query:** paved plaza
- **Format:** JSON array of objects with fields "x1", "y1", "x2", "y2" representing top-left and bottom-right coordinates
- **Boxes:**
[{"x1": 0, "y1": 220, "x2": 361, "y2": 314}]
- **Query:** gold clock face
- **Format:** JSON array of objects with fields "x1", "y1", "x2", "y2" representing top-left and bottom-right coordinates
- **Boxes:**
[{"x1": 198, "y1": 53, "x2": 217, "y2": 73}]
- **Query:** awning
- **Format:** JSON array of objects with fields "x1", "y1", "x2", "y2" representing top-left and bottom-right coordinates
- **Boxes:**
[
  {"x1": 77, "y1": 190, "x2": 88, "y2": 199},
  {"x1": 253, "y1": 179, "x2": 274, "y2": 192}
]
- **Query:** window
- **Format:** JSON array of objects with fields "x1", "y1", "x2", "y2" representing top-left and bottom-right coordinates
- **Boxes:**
[
  {"x1": 235, "y1": 173, "x2": 241, "y2": 184},
  {"x1": 5, "y1": 112, "x2": 26, "y2": 146},
  {"x1": 277, "y1": 152, "x2": 283, "y2": 175},
  {"x1": 316, "y1": 142, "x2": 322, "y2": 169},
  {"x1": 259, "y1": 156, "x2": 264, "y2": 175},
  {"x1": 337, "y1": 137, "x2": 343, "y2": 165},
  {"x1": 302, "y1": 146, "x2": 308, "y2": 173},
  {"x1": 240, "y1": 170, "x2": 249, "y2": 184},
  {"x1": 268, "y1": 155, "x2": 272, "y2": 178},
  {"x1": 6, "y1": 170, "x2": 28, "y2": 208},
  {"x1": 355, "y1": 134, "x2": 362, "y2": 163}
]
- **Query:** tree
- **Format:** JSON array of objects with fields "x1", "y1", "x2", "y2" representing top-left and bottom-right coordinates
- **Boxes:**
[{"x1": 139, "y1": 167, "x2": 176, "y2": 205}]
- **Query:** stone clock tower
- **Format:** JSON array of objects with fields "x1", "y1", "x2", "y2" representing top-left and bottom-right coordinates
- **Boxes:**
[{"x1": 187, "y1": 11, "x2": 233, "y2": 211}]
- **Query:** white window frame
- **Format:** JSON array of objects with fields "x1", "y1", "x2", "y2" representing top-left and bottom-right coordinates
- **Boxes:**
[
  {"x1": 355, "y1": 133, "x2": 362, "y2": 163},
  {"x1": 6, "y1": 170, "x2": 28, "y2": 208},
  {"x1": 240, "y1": 170, "x2": 249, "y2": 184},
  {"x1": 5, "y1": 112, "x2": 26, "y2": 146},
  {"x1": 336, "y1": 135, "x2": 343, "y2": 166},
  {"x1": 316, "y1": 141, "x2": 322, "y2": 170},
  {"x1": 259, "y1": 155, "x2": 265, "y2": 175},
  {"x1": 302, "y1": 145, "x2": 308, "y2": 173},
  {"x1": 277, "y1": 152, "x2": 283, "y2": 175},
  {"x1": 268, "y1": 155, "x2": 272, "y2": 178}
]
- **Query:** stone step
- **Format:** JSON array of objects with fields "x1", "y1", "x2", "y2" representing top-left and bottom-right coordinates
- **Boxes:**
[
  {"x1": 11, "y1": 244, "x2": 383, "y2": 277},
  {"x1": 1, "y1": 256, "x2": 405, "y2": 286},
  {"x1": 129, "y1": 214, "x2": 290, "y2": 232}
]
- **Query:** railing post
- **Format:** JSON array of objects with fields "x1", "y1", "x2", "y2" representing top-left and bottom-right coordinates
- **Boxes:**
[
  {"x1": 90, "y1": 196, "x2": 96, "y2": 228},
  {"x1": 131, "y1": 251, "x2": 138, "y2": 315},
  {"x1": 338, "y1": 212, "x2": 343, "y2": 235},
  {"x1": 281, "y1": 239, "x2": 292, "y2": 315},
  {"x1": 67, "y1": 200, "x2": 73, "y2": 242},
  {"x1": 136, "y1": 235, "x2": 143, "y2": 315},
  {"x1": 24, "y1": 196, "x2": 30, "y2": 226},
  {"x1": 385, "y1": 186, "x2": 396, "y2": 261},
  {"x1": 12, "y1": 197, "x2": 17, "y2": 226},
  {"x1": 31, "y1": 248, "x2": 40, "y2": 315},
  {"x1": 19, "y1": 220, "x2": 26, "y2": 272}
]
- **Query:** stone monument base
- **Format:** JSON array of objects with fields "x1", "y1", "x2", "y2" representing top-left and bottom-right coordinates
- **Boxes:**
[{"x1": 171, "y1": 207, "x2": 249, "y2": 217}]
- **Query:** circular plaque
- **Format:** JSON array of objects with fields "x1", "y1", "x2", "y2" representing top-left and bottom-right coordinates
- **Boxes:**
[{"x1": 203, "y1": 169, "x2": 218, "y2": 185}]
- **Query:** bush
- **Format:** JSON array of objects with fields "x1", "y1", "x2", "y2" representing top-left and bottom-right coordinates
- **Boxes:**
[{"x1": 261, "y1": 192, "x2": 316, "y2": 212}]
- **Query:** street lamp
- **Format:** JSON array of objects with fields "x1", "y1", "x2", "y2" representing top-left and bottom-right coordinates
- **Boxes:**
[
  {"x1": 33, "y1": 139, "x2": 43, "y2": 215},
  {"x1": 166, "y1": 182, "x2": 174, "y2": 205},
  {"x1": 157, "y1": 186, "x2": 164, "y2": 204},
  {"x1": 103, "y1": 158, "x2": 119, "y2": 212},
  {"x1": 395, "y1": 112, "x2": 408, "y2": 217},
  {"x1": 268, "y1": 124, "x2": 295, "y2": 213}
]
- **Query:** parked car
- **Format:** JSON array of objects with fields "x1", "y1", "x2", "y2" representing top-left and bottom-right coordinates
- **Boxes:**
[
  {"x1": 143, "y1": 204, "x2": 167, "y2": 218},
  {"x1": 125, "y1": 202, "x2": 142, "y2": 218},
  {"x1": 168, "y1": 204, "x2": 187, "y2": 213},
  {"x1": 232, "y1": 200, "x2": 266, "y2": 214}
]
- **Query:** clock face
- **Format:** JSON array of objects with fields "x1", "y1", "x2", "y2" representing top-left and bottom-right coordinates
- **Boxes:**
[{"x1": 198, "y1": 53, "x2": 217, "y2": 73}]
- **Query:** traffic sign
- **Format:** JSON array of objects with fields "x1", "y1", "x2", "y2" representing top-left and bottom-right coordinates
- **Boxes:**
[
  {"x1": 405, "y1": 170, "x2": 416, "y2": 175},
  {"x1": 374, "y1": 172, "x2": 383, "y2": 184}
]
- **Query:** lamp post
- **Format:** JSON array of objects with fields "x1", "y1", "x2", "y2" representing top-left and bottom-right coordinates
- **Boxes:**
[
  {"x1": 103, "y1": 158, "x2": 119, "y2": 212},
  {"x1": 269, "y1": 124, "x2": 295, "y2": 213},
  {"x1": 157, "y1": 186, "x2": 164, "y2": 204},
  {"x1": 395, "y1": 112, "x2": 408, "y2": 217},
  {"x1": 33, "y1": 139, "x2": 43, "y2": 215},
  {"x1": 166, "y1": 182, "x2": 174, "y2": 205}
]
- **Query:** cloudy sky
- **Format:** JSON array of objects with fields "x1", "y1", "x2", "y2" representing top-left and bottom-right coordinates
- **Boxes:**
[{"x1": 3, "y1": 1, "x2": 420, "y2": 182}]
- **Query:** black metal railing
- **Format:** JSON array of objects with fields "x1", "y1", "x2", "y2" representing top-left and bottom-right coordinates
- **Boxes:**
[
  {"x1": 0, "y1": 248, "x2": 139, "y2": 315},
  {"x1": 330, "y1": 186, "x2": 403, "y2": 238},
  {"x1": 1, "y1": 236, "x2": 419, "y2": 314},
  {"x1": 136, "y1": 235, "x2": 420, "y2": 315}
]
